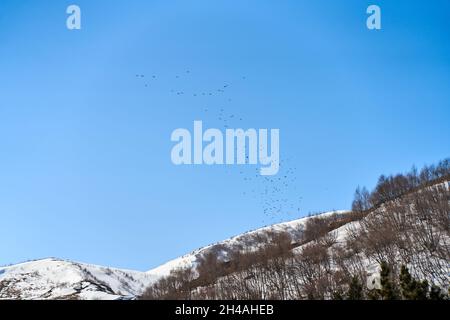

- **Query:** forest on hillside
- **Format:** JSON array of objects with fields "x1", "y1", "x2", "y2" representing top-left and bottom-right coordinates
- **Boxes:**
[{"x1": 141, "y1": 159, "x2": 450, "y2": 300}]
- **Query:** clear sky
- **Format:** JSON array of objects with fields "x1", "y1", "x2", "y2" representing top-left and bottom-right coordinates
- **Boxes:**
[{"x1": 0, "y1": 0, "x2": 449, "y2": 270}]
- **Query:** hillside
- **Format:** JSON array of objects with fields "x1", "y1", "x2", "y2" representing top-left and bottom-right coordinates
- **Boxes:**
[
  {"x1": 0, "y1": 211, "x2": 343, "y2": 300},
  {"x1": 1, "y1": 160, "x2": 449, "y2": 300},
  {"x1": 147, "y1": 210, "x2": 347, "y2": 278},
  {"x1": 142, "y1": 175, "x2": 450, "y2": 300}
]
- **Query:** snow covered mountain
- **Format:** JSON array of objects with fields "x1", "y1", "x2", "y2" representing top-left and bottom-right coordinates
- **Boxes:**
[
  {"x1": 0, "y1": 258, "x2": 157, "y2": 300},
  {"x1": 2, "y1": 193, "x2": 447, "y2": 300},
  {"x1": 2, "y1": 163, "x2": 448, "y2": 300},
  {"x1": 0, "y1": 211, "x2": 344, "y2": 300}
]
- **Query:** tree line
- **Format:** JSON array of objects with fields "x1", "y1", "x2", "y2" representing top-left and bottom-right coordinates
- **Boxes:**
[{"x1": 352, "y1": 158, "x2": 449, "y2": 213}]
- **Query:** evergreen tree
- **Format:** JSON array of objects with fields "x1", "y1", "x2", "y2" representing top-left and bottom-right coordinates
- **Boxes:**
[
  {"x1": 380, "y1": 261, "x2": 399, "y2": 300},
  {"x1": 429, "y1": 285, "x2": 446, "y2": 300},
  {"x1": 347, "y1": 276, "x2": 364, "y2": 300},
  {"x1": 413, "y1": 280, "x2": 428, "y2": 300},
  {"x1": 399, "y1": 265, "x2": 415, "y2": 299},
  {"x1": 399, "y1": 265, "x2": 429, "y2": 300}
]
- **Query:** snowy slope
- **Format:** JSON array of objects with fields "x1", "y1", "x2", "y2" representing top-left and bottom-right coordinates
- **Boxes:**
[
  {"x1": 147, "y1": 210, "x2": 348, "y2": 277},
  {"x1": 1, "y1": 195, "x2": 446, "y2": 300},
  {"x1": 0, "y1": 258, "x2": 156, "y2": 300},
  {"x1": 0, "y1": 210, "x2": 347, "y2": 300}
]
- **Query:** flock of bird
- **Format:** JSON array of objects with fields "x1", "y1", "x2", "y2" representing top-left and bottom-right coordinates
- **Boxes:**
[
  {"x1": 241, "y1": 159, "x2": 302, "y2": 224},
  {"x1": 135, "y1": 71, "x2": 240, "y2": 100},
  {"x1": 135, "y1": 70, "x2": 302, "y2": 223}
]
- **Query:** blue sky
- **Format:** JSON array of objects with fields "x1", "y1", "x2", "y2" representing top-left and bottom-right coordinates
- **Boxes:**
[{"x1": 0, "y1": 0, "x2": 449, "y2": 270}]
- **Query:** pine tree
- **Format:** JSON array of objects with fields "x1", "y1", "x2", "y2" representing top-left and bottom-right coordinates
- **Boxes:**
[
  {"x1": 380, "y1": 261, "x2": 399, "y2": 300},
  {"x1": 429, "y1": 285, "x2": 445, "y2": 300},
  {"x1": 413, "y1": 280, "x2": 428, "y2": 300},
  {"x1": 399, "y1": 265, "x2": 429, "y2": 300},
  {"x1": 347, "y1": 276, "x2": 364, "y2": 300},
  {"x1": 399, "y1": 265, "x2": 415, "y2": 299}
]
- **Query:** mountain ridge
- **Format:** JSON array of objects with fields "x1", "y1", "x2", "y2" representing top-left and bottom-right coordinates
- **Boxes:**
[{"x1": 1, "y1": 211, "x2": 343, "y2": 300}]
